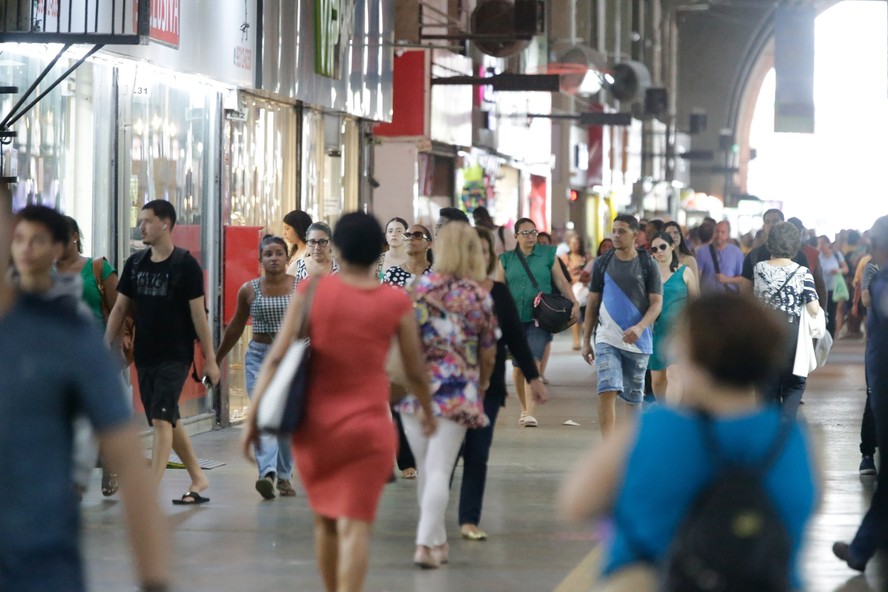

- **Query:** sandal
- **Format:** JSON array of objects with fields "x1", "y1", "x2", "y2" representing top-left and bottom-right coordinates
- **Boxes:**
[
  {"x1": 101, "y1": 471, "x2": 119, "y2": 497},
  {"x1": 256, "y1": 475, "x2": 276, "y2": 500},
  {"x1": 400, "y1": 468, "x2": 417, "y2": 480},
  {"x1": 277, "y1": 479, "x2": 297, "y2": 497}
]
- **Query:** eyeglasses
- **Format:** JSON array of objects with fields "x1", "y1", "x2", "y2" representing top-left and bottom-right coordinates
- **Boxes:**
[
  {"x1": 518, "y1": 230, "x2": 538, "y2": 237},
  {"x1": 307, "y1": 238, "x2": 330, "y2": 248},
  {"x1": 405, "y1": 231, "x2": 430, "y2": 241},
  {"x1": 651, "y1": 244, "x2": 669, "y2": 252}
]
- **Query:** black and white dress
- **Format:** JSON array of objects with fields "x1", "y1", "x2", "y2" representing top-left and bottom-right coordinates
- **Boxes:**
[
  {"x1": 382, "y1": 265, "x2": 432, "y2": 288},
  {"x1": 753, "y1": 261, "x2": 818, "y2": 322}
]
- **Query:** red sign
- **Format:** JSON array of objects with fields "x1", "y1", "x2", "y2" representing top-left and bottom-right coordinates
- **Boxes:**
[{"x1": 136, "y1": 0, "x2": 180, "y2": 48}]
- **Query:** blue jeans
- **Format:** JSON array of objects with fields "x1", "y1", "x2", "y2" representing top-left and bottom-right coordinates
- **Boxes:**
[
  {"x1": 458, "y1": 391, "x2": 504, "y2": 526},
  {"x1": 245, "y1": 341, "x2": 294, "y2": 480},
  {"x1": 522, "y1": 322, "x2": 553, "y2": 360},
  {"x1": 850, "y1": 361, "x2": 888, "y2": 561},
  {"x1": 595, "y1": 342, "x2": 648, "y2": 404}
]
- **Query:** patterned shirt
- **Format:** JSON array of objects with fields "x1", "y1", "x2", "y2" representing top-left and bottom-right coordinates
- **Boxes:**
[
  {"x1": 753, "y1": 262, "x2": 818, "y2": 320},
  {"x1": 292, "y1": 257, "x2": 340, "y2": 288},
  {"x1": 396, "y1": 273, "x2": 498, "y2": 428},
  {"x1": 249, "y1": 278, "x2": 292, "y2": 334}
]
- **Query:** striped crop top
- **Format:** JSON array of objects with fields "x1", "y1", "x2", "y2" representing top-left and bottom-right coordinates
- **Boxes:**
[{"x1": 249, "y1": 278, "x2": 292, "y2": 334}]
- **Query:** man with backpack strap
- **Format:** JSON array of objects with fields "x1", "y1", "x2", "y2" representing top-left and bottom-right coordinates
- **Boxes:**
[
  {"x1": 582, "y1": 214, "x2": 662, "y2": 438},
  {"x1": 697, "y1": 221, "x2": 745, "y2": 294},
  {"x1": 105, "y1": 200, "x2": 219, "y2": 505}
]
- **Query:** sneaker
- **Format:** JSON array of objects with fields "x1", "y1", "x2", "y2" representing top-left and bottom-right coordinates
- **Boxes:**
[
  {"x1": 859, "y1": 456, "x2": 877, "y2": 476},
  {"x1": 523, "y1": 415, "x2": 539, "y2": 428}
]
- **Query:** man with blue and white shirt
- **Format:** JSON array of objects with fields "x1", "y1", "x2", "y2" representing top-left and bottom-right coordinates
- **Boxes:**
[{"x1": 582, "y1": 215, "x2": 663, "y2": 438}]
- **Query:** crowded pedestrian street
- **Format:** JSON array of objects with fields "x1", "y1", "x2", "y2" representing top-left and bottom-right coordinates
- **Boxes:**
[{"x1": 78, "y1": 336, "x2": 886, "y2": 592}]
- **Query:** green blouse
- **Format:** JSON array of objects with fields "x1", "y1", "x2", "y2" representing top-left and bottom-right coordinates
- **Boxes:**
[
  {"x1": 80, "y1": 257, "x2": 116, "y2": 326},
  {"x1": 500, "y1": 245, "x2": 557, "y2": 323}
]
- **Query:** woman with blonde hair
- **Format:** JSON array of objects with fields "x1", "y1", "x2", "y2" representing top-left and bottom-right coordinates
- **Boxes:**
[{"x1": 397, "y1": 221, "x2": 498, "y2": 568}]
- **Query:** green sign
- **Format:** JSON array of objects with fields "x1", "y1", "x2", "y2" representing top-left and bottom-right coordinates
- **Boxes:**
[{"x1": 315, "y1": 0, "x2": 340, "y2": 78}]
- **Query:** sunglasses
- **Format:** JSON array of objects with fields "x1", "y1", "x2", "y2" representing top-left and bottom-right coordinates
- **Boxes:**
[
  {"x1": 651, "y1": 243, "x2": 669, "y2": 252},
  {"x1": 307, "y1": 238, "x2": 330, "y2": 247},
  {"x1": 517, "y1": 230, "x2": 538, "y2": 237},
  {"x1": 405, "y1": 231, "x2": 430, "y2": 241}
]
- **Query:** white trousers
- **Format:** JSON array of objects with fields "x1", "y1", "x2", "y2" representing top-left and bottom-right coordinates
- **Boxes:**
[{"x1": 401, "y1": 414, "x2": 467, "y2": 547}]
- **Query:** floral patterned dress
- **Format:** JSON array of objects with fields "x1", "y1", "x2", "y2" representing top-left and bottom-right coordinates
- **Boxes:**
[{"x1": 397, "y1": 273, "x2": 498, "y2": 428}]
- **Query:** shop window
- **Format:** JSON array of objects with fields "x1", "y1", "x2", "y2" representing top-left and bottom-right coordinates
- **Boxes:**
[
  {"x1": 224, "y1": 94, "x2": 298, "y2": 423},
  {"x1": 0, "y1": 52, "x2": 114, "y2": 257},
  {"x1": 117, "y1": 63, "x2": 221, "y2": 420},
  {"x1": 301, "y1": 110, "x2": 360, "y2": 224}
]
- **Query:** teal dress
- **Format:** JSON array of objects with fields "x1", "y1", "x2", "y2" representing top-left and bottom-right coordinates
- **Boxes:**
[{"x1": 649, "y1": 265, "x2": 688, "y2": 370}]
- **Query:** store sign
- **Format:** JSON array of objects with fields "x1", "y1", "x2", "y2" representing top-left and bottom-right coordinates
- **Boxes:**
[
  {"x1": 135, "y1": 0, "x2": 181, "y2": 48},
  {"x1": 110, "y1": 0, "x2": 254, "y2": 87},
  {"x1": 315, "y1": 0, "x2": 354, "y2": 78}
]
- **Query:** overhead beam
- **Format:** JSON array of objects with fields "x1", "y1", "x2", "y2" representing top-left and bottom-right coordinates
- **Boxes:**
[{"x1": 431, "y1": 73, "x2": 561, "y2": 92}]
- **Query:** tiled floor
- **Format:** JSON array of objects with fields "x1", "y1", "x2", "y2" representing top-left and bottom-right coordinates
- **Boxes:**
[{"x1": 80, "y1": 338, "x2": 886, "y2": 591}]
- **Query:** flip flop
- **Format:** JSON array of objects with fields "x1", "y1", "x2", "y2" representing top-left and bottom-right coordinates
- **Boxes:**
[
  {"x1": 172, "y1": 491, "x2": 210, "y2": 505},
  {"x1": 101, "y1": 472, "x2": 119, "y2": 497}
]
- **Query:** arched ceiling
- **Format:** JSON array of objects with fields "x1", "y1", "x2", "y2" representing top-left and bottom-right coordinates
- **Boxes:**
[{"x1": 667, "y1": 0, "x2": 845, "y2": 195}]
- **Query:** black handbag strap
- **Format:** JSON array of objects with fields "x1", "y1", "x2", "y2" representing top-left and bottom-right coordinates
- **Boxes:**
[
  {"x1": 769, "y1": 264, "x2": 800, "y2": 307},
  {"x1": 709, "y1": 243, "x2": 721, "y2": 275},
  {"x1": 514, "y1": 247, "x2": 542, "y2": 293},
  {"x1": 295, "y1": 278, "x2": 320, "y2": 340}
]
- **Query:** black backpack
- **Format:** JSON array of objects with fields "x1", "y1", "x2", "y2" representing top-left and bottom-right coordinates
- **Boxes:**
[
  {"x1": 130, "y1": 246, "x2": 199, "y2": 341},
  {"x1": 597, "y1": 247, "x2": 655, "y2": 288},
  {"x1": 660, "y1": 414, "x2": 795, "y2": 592}
]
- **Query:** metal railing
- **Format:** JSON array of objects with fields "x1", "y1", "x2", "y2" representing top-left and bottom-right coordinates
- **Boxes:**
[{"x1": 0, "y1": 0, "x2": 149, "y2": 44}]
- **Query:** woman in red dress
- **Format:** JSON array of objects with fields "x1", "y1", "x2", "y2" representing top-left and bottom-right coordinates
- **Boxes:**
[{"x1": 245, "y1": 212, "x2": 436, "y2": 592}]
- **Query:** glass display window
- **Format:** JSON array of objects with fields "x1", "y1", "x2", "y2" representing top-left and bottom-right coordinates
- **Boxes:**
[
  {"x1": 0, "y1": 50, "x2": 114, "y2": 257},
  {"x1": 301, "y1": 109, "x2": 360, "y2": 225},
  {"x1": 223, "y1": 94, "x2": 298, "y2": 423},
  {"x1": 117, "y1": 62, "x2": 223, "y2": 420}
]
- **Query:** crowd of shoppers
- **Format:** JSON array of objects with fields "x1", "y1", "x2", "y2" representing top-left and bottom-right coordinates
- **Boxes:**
[{"x1": 2, "y1": 190, "x2": 884, "y2": 592}]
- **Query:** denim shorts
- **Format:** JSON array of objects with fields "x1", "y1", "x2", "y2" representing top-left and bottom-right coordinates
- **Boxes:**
[
  {"x1": 595, "y1": 342, "x2": 649, "y2": 404},
  {"x1": 523, "y1": 322, "x2": 554, "y2": 360}
]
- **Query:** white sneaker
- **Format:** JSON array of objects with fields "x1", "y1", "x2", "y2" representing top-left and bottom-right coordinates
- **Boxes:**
[{"x1": 523, "y1": 416, "x2": 539, "y2": 428}]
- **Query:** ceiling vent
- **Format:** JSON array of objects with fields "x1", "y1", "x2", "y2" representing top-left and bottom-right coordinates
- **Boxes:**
[
  {"x1": 471, "y1": 0, "x2": 545, "y2": 58},
  {"x1": 609, "y1": 61, "x2": 651, "y2": 102}
]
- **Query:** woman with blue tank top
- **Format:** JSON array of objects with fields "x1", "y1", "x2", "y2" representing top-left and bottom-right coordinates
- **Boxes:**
[
  {"x1": 217, "y1": 235, "x2": 297, "y2": 500},
  {"x1": 648, "y1": 232, "x2": 698, "y2": 402},
  {"x1": 560, "y1": 294, "x2": 819, "y2": 591}
]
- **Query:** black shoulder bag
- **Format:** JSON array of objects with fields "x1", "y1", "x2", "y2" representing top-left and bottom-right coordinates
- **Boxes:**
[{"x1": 514, "y1": 248, "x2": 574, "y2": 334}]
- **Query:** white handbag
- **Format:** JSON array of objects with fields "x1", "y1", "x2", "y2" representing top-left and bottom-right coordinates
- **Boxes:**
[{"x1": 255, "y1": 279, "x2": 318, "y2": 434}]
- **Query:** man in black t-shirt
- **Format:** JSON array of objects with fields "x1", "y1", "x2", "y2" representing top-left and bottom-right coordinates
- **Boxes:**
[
  {"x1": 740, "y1": 208, "x2": 812, "y2": 295},
  {"x1": 106, "y1": 200, "x2": 220, "y2": 505}
]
